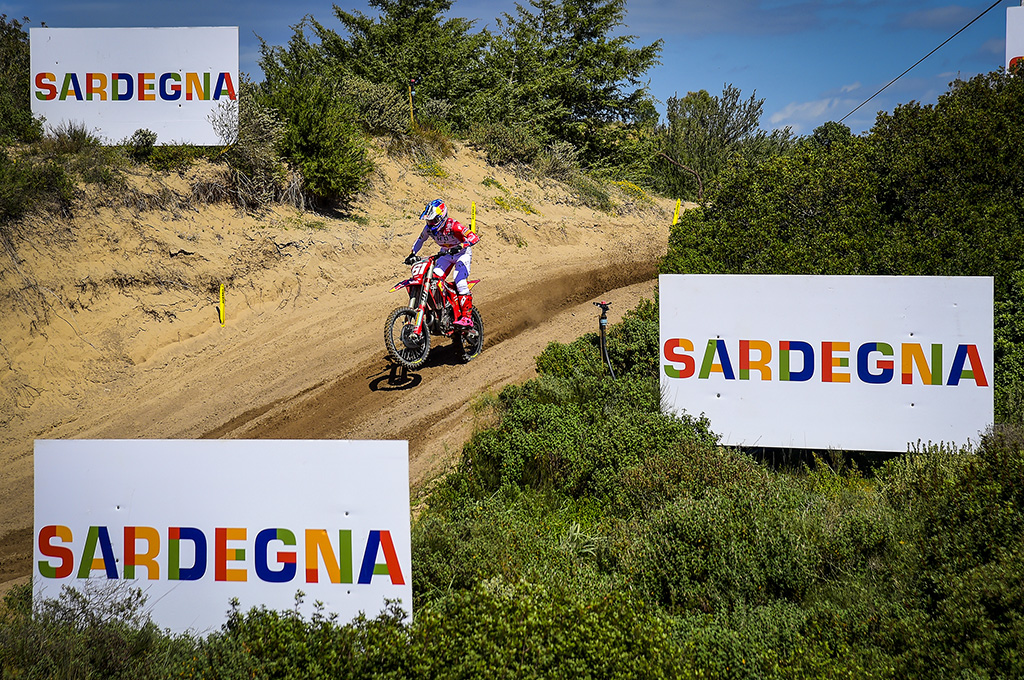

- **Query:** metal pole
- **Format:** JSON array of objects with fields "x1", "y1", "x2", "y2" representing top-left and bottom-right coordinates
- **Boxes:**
[{"x1": 594, "y1": 301, "x2": 616, "y2": 379}]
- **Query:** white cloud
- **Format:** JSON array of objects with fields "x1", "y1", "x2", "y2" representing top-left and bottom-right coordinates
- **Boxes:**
[
  {"x1": 769, "y1": 96, "x2": 859, "y2": 133},
  {"x1": 840, "y1": 82, "x2": 862, "y2": 93}
]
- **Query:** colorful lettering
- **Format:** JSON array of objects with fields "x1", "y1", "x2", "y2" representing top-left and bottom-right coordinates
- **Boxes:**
[
  {"x1": 87, "y1": 73, "x2": 108, "y2": 101},
  {"x1": 698, "y1": 339, "x2": 735, "y2": 380},
  {"x1": 59, "y1": 73, "x2": 83, "y2": 101},
  {"x1": 160, "y1": 73, "x2": 181, "y2": 100},
  {"x1": 169, "y1": 526, "x2": 208, "y2": 581},
  {"x1": 902, "y1": 343, "x2": 942, "y2": 386},
  {"x1": 780, "y1": 341, "x2": 814, "y2": 382},
  {"x1": 34, "y1": 73, "x2": 57, "y2": 101},
  {"x1": 857, "y1": 342, "x2": 894, "y2": 384},
  {"x1": 215, "y1": 527, "x2": 247, "y2": 582},
  {"x1": 822, "y1": 341, "x2": 851, "y2": 383},
  {"x1": 255, "y1": 528, "x2": 297, "y2": 583},
  {"x1": 947, "y1": 344, "x2": 989, "y2": 387},
  {"x1": 739, "y1": 340, "x2": 772, "y2": 381},
  {"x1": 124, "y1": 526, "x2": 160, "y2": 580},
  {"x1": 663, "y1": 338, "x2": 695, "y2": 379},
  {"x1": 37, "y1": 525, "x2": 74, "y2": 579},
  {"x1": 76, "y1": 526, "x2": 119, "y2": 579},
  {"x1": 358, "y1": 530, "x2": 405, "y2": 585},
  {"x1": 305, "y1": 529, "x2": 353, "y2": 584}
]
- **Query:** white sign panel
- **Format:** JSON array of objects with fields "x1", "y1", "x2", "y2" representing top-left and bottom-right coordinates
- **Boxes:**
[
  {"x1": 1009, "y1": 7, "x2": 1024, "y2": 71},
  {"x1": 30, "y1": 27, "x2": 238, "y2": 145},
  {"x1": 660, "y1": 275, "x2": 993, "y2": 452},
  {"x1": 34, "y1": 440, "x2": 411, "y2": 634}
]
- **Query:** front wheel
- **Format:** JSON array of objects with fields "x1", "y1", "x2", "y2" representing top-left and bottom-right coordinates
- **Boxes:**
[
  {"x1": 385, "y1": 307, "x2": 431, "y2": 369},
  {"x1": 455, "y1": 308, "x2": 484, "y2": 362}
]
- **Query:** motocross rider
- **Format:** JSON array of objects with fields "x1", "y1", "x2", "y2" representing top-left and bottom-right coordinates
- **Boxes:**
[{"x1": 405, "y1": 199, "x2": 480, "y2": 327}]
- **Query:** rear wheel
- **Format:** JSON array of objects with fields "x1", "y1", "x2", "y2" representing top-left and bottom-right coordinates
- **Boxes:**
[
  {"x1": 455, "y1": 308, "x2": 484, "y2": 362},
  {"x1": 384, "y1": 307, "x2": 431, "y2": 369}
]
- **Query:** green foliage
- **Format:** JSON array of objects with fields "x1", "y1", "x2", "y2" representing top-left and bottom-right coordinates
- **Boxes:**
[
  {"x1": 568, "y1": 173, "x2": 615, "y2": 212},
  {"x1": 532, "y1": 140, "x2": 582, "y2": 181},
  {"x1": 125, "y1": 128, "x2": 158, "y2": 163},
  {"x1": 453, "y1": 309, "x2": 717, "y2": 502},
  {"x1": 6, "y1": 302, "x2": 1024, "y2": 678},
  {"x1": 996, "y1": 271, "x2": 1024, "y2": 424},
  {"x1": 0, "y1": 583, "x2": 196, "y2": 679},
  {"x1": 217, "y1": 80, "x2": 288, "y2": 210},
  {"x1": 871, "y1": 70, "x2": 1024, "y2": 300},
  {"x1": 0, "y1": 148, "x2": 75, "y2": 225},
  {"x1": 146, "y1": 144, "x2": 219, "y2": 173},
  {"x1": 257, "y1": 21, "x2": 373, "y2": 205},
  {"x1": 483, "y1": 0, "x2": 662, "y2": 168},
  {"x1": 407, "y1": 583, "x2": 683, "y2": 679},
  {"x1": 0, "y1": 15, "x2": 42, "y2": 143},
  {"x1": 656, "y1": 84, "x2": 794, "y2": 200},
  {"x1": 312, "y1": 0, "x2": 491, "y2": 132},
  {"x1": 343, "y1": 73, "x2": 410, "y2": 137},
  {"x1": 469, "y1": 120, "x2": 545, "y2": 165}
]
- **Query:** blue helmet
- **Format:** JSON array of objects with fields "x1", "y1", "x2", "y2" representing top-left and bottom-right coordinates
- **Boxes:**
[{"x1": 420, "y1": 199, "x2": 448, "y2": 234}]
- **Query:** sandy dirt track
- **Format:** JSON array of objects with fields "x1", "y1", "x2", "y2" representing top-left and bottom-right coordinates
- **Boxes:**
[{"x1": 0, "y1": 142, "x2": 681, "y2": 595}]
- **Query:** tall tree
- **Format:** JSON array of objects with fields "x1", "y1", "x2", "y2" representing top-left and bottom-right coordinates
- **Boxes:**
[
  {"x1": 312, "y1": 0, "x2": 491, "y2": 130},
  {"x1": 486, "y1": 0, "x2": 662, "y2": 162},
  {"x1": 657, "y1": 84, "x2": 791, "y2": 200},
  {"x1": 0, "y1": 15, "x2": 41, "y2": 143},
  {"x1": 257, "y1": 21, "x2": 372, "y2": 203}
]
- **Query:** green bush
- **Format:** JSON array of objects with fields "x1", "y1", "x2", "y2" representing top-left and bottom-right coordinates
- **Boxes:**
[
  {"x1": 0, "y1": 148, "x2": 75, "y2": 225},
  {"x1": 532, "y1": 140, "x2": 581, "y2": 182},
  {"x1": 344, "y1": 73, "x2": 409, "y2": 137},
  {"x1": 126, "y1": 128, "x2": 158, "y2": 163},
  {"x1": 469, "y1": 121, "x2": 545, "y2": 165},
  {"x1": 568, "y1": 173, "x2": 615, "y2": 213},
  {"x1": 257, "y1": 27, "x2": 373, "y2": 205},
  {"x1": 0, "y1": 15, "x2": 42, "y2": 143},
  {"x1": 0, "y1": 583, "x2": 196, "y2": 679}
]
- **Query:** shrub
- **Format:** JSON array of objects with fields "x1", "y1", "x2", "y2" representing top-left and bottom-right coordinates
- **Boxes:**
[
  {"x1": 344, "y1": 73, "x2": 409, "y2": 137},
  {"x1": 0, "y1": 148, "x2": 75, "y2": 225},
  {"x1": 0, "y1": 583, "x2": 196, "y2": 679},
  {"x1": 125, "y1": 128, "x2": 157, "y2": 163},
  {"x1": 569, "y1": 173, "x2": 615, "y2": 212},
  {"x1": 469, "y1": 121, "x2": 544, "y2": 165},
  {"x1": 219, "y1": 82, "x2": 288, "y2": 211},
  {"x1": 0, "y1": 15, "x2": 42, "y2": 143},
  {"x1": 532, "y1": 140, "x2": 581, "y2": 182}
]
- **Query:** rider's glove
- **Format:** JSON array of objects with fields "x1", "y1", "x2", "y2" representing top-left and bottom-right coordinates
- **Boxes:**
[{"x1": 404, "y1": 253, "x2": 417, "y2": 265}]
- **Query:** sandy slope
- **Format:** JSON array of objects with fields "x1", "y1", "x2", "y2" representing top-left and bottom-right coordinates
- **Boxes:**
[{"x1": 0, "y1": 141, "x2": 684, "y2": 593}]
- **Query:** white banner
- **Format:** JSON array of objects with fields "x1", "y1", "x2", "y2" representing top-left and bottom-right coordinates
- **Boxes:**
[
  {"x1": 1009, "y1": 7, "x2": 1024, "y2": 71},
  {"x1": 34, "y1": 440, "x2": 411, "y2": 635},
  {"x1": 660, "y1": 275, "x2": 993, "y2": 452},
  {"x1": 30, "y1": 27, "x2": 238, "y2": 145}
]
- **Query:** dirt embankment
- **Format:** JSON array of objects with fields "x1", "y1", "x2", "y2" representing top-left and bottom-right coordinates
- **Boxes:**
[{"x1": 0, "y1": 141, "x2": 686, "y2": 594}]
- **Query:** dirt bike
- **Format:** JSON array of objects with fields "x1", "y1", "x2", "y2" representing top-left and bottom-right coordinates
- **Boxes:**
[{"x1": 384, "y1": 252, "x2": 483, "y2": 369}]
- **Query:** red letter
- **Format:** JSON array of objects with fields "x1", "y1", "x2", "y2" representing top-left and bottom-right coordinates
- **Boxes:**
[{"x1": 38, "y1": 525, "x2": 74, "y2": 578}]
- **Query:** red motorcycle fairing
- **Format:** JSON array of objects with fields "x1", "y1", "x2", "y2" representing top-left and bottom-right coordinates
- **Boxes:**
[{"x1": 383, "y1": 253, "x2": 484, "y2": 369}]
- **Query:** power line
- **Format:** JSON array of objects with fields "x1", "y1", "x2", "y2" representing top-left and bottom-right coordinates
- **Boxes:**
[{"x1": 839, "y1": 0, "x2": 1005, "y2": 124}]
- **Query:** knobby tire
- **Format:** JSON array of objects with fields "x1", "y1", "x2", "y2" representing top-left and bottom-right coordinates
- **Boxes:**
[{"x1": 384, "y1": 307, "x2": 431, "y2": 370}]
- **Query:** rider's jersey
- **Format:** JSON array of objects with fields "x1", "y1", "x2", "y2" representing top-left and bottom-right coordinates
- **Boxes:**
[{"x1": 413, "y1": 218, "x2": 480, "y2": 253}]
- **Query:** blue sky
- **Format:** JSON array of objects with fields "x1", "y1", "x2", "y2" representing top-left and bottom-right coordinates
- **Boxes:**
[{"x1": 8, "y1": 0, "x2": 1017, "y2": 135}]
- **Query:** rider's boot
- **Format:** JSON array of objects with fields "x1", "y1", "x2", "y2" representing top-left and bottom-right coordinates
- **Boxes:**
[{"x1": 454, "y1": 294, "x2": 474, "y2": 327}]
